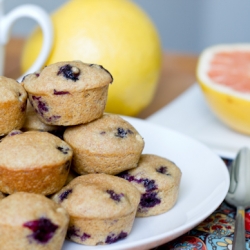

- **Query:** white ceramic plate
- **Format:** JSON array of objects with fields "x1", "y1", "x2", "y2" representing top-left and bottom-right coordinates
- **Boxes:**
[{"x1": 62, "y1": 116, "x2": 230, "y2": 250}]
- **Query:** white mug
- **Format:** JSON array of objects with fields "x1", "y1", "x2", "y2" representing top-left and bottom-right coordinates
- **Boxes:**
[{"x1": 0, "y1": 0, "x2": 53, "y2": 82}]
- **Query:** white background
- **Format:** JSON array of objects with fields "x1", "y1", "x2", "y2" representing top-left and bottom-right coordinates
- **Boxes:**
[{"x1": 3, "y1": 0, "x2": 250, "y2": 54}]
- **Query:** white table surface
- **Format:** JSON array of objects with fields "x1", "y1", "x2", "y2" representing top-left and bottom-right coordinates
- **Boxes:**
[{"x1": 146, "y1": 84, "x2": 250, "y2": 159}]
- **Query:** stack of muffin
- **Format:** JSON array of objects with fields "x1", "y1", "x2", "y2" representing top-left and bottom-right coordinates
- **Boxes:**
[{"x1": 0, "y1": 60, "x2": 181, "y2": 249}]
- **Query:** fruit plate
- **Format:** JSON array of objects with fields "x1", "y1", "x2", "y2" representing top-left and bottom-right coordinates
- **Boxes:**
[{"x1": 62, "y1": 116, "x2": 230, "y2": 250}]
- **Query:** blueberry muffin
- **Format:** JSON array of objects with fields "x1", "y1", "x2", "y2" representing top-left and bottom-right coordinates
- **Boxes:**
[
  {"x1": 22, "y1": 101, "x2": 64, "y2": 138},
  {"x1": 0, "y1": 131, "x2": 73, "y2": 195},
  {"x1": 118, "y1": 154, "x2": 182, "y2": 217},
  {"x1": 22, "y1": 61, "x2": 113, "y2": 126},
  {"x1": 0, "y1": 192, "x2": 69, "y2": 250},
  {"x1": 63, "y1": 113, "x2": 145, "y2": 175},
  {"x1": 0, "y1": 76, "x2": 27, "y2": 135},
  {"x1": 52, "y1": 174, "x2": 140, "y2": 246}
]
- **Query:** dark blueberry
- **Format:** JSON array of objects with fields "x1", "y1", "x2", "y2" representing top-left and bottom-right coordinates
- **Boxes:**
[
  {"x1": 115, "y1": 128, "x2": 127, "y2": 138},
  {"x1": 67, "y1": 225, "x2": 91, "y2": 242},
  {"x1": 46, "y1": 115, "x2": 61, "y2": 122},
  {"x1": 59, "y1": 189, "x2": 73, "y2": 202},
  {"x1": 139, "y1": 192, "x2": 161, "y2": 208},
  {"x1": 143, "y1": 179, "x2": 157, "y2": 192},
  {"x1": 35, "y1": 73, "x2": 40, "y2": 77},
  {"x1": 115, "y1": 128, "x2": 133, "y2": 138},
  {"x1": 67, "y1": 225, "x2": 80, "y2": 239},
  {"x1": 8, "y1": 130, "x2": 23, "y2": 137},
  {"x1": 23, "y1": 217, "x2": 58, "y2": 244},
  {"x1": 53, "y1": 89, "x2": 70, "y2": 95},
  {"x1": 118, "y1": 172, "x2": 157, "y2": 192},
  {"x1": 31, "y1": 96, "x2": 49, "y2": 115},
  {"x1": 119, "y1": 172, "x2": 140, "y2": 183},
  {"x1": 56, "y1": 146, "x2": 70, "y2": 154},
  {"x1": 89, "y1": 64, "x2": 113, "y2": 83},
  {"x1": 156, "y1": 166, "x2": 171, "y2": 175},
  {"x1": 31, "y1": 95, "x2": 41, "y2": 101},
  {"x1": 100, "y1": 131, "x2": 106, "y2": 135},
  {"x1": 118, "y1": 171, "x2": 134, "y2": 181},
  {"x1": 106, "y1": 190, "x2": 124, "y2": 202},
  {"x1": 57, "y1": 64, "x2": 80, "y2": 82},
  {"x1": 105, "y1": 231, "x2": 127, "y2": 244},
  {"x1": 80, "y1": 232, "x2": 91, "y2": 242}
]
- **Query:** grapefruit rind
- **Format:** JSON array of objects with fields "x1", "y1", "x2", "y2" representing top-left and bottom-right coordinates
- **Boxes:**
[{"x1": 196, "y1": 44, "x2": 250, "y2": 135}]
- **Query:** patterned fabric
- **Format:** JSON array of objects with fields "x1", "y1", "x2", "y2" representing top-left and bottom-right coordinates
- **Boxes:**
[{"x1": 157, "y1": 158, "x2": 250, "y2": 250}]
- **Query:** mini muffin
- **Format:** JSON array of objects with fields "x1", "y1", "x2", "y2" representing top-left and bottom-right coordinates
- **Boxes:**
[
  {"x1": 0, "y1": 192, "x2": 69, "y2": 250},
  {"x1": 63, "y1": 113, "x2": 145, "y2": 175},
  {"x1": 22, "y1": 101, "x2": 65, "y2": 138},
  {"x1": 22, "y1": 60, "x2": 113, "y2": 126},
  {"x1": 52, "y1": 174, "x2": 140, "y2": 246},
  {"x1": 0, "y1": 76, "x2": 27, "y2": 135},
  {"x1": 118, "y1": 154, "x2": 182, "y2": 217},
  {"x1": 0, "y1": 131, "x2": 73, "y2": 195}
]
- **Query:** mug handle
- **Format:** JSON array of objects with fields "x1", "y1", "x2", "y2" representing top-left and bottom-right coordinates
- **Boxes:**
[{"x1": 0, "y1": 4, "x2": 53, "y2": 82}]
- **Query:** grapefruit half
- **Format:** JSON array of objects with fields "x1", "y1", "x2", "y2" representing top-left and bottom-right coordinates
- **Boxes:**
[{"x1": 196, "y1": 44, "x2": 250, "y2": 135}]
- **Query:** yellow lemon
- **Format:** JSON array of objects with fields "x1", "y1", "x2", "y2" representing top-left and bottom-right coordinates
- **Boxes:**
[
  {"x1": 21, "y1": 0, "x2": 162, "y2": 116},
  {"x1": 196, "y1": 44, "x2": 250, "y2": 135}
]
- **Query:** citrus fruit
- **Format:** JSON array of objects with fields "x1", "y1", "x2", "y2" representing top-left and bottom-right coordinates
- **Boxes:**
[
  {"x1": 196, "y1": 44, "x2": 250, "y2": 134},
  {"x1": 21, "y1": 0, "x2": 162, "y2": 116}
]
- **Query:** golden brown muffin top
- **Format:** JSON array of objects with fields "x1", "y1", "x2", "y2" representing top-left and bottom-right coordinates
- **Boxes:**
[
  {"x1": 52, "y1": 173, "x2": 140, "y2": 219},
  {"x1": 63, "y1": 113, "x2": 144, "y2": 155},
  {"x1": 0, "y1": 131, "x2": 72, "y2": 170},
  {"x1": 22, "y1": 61, "x2": 113, "y2": 94},
  {"x1": 120, "y1": 154, "x2": 182, "y2": 192}
]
